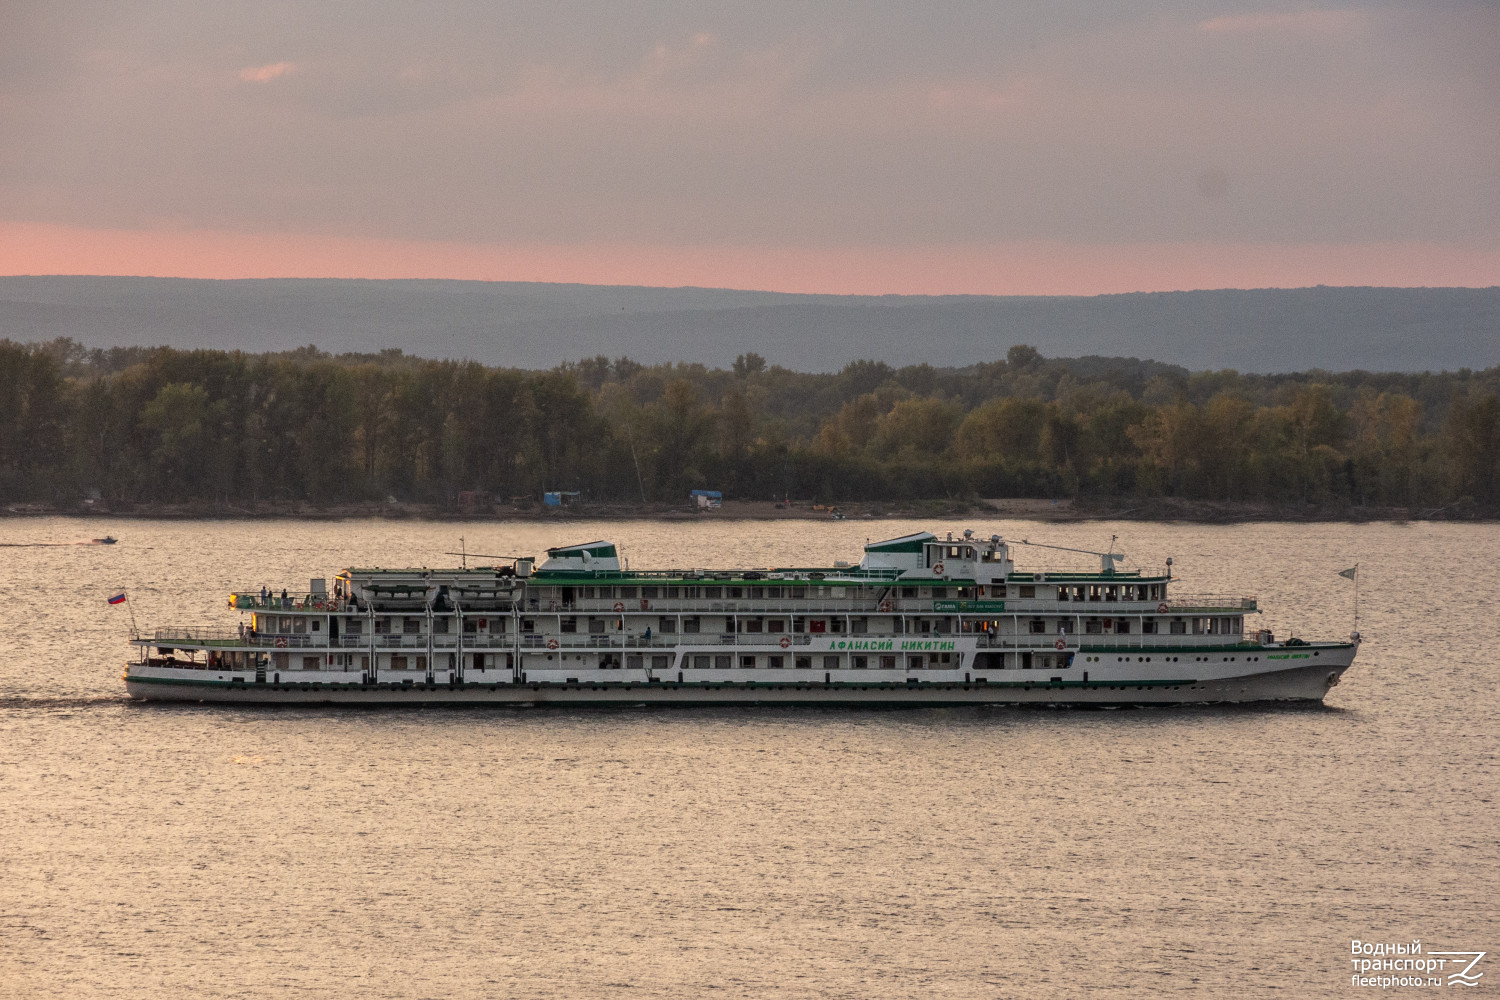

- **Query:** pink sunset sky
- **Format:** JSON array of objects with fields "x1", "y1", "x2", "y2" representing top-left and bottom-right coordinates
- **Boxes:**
[{"x1": 2, "y1": 2, "x2": 1496, "y2": 295}]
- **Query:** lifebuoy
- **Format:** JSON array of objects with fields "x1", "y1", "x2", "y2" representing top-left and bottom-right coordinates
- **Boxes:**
[
  {"x1": 879, "y1": 600, "x2": 893, "y2": 613},
  {"x1": 546, "y1": 638, "x2": 559, "y2": 650},
  {"x1": 613, "y1": 602, "x2": 625, "y2": 613},
  {"x1": 933, "y1": 562, "x2": 945, "y2": 575},
  {"x1": 1156, "y1": 602, "x2": 1169, "y2": 614},
  {"x1": 1054, "y1": 638, "x2": 1066, "y2": 651},
  {"x1": 275, "y1": 636, "x2": 287, "y2": 648},
  {"x1": 779, "y1": 635, "x2": 792, "y2": 649}
]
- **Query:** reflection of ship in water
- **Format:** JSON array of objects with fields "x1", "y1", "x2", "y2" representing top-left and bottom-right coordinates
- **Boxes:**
[{"x1": 122, "y1": 529, "x2": 1359, "y2": 706}]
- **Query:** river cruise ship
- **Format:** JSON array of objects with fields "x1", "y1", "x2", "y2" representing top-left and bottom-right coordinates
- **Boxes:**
[{"x1": 123, "y1": 531, "x2": 1358, "y2": 705}]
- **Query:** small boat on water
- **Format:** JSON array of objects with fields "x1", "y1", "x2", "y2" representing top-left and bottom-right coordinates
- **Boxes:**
[
  {"x1": 122, "y1": 530, "x2": 1358, "y2": 706},
  {"x1": 92, "y1": 536, "x2": 117, "y2": 545}
]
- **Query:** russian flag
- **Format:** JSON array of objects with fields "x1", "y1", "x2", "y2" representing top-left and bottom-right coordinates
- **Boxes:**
[{"x1": 107, "y1": 593, "x2": 127, "y2": 605}]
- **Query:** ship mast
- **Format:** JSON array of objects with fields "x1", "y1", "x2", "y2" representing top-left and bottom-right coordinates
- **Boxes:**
[{"x1": 1016, "y1": 536, "x2": 1124, "y2": 573}]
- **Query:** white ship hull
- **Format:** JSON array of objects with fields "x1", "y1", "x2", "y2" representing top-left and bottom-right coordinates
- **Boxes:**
[{"x1": 123, "y1": 644, "x2": 1355, "y2": 706}]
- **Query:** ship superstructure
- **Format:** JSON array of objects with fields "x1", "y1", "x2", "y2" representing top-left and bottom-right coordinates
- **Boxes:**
[{"x1": 123, "y1": 531, "x2": 1357, "y2": 704}]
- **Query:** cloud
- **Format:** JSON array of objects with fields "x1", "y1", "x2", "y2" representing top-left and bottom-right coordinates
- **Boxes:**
[
  {"x1": 238, "y1": 62, "x2": 295, "y2": 83},
  {"x1": 1198, "y1": 10, "x2": 1363, "y2": 35}
]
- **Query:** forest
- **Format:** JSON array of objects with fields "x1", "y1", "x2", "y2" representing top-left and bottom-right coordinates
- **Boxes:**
[{"x1": 2, "y1": 338, "x2": 1498, "y2": 512}]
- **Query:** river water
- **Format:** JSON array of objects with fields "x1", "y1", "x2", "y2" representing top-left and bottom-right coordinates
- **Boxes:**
[{"x1": 0, "y1": 517, "x2": 1495, "y2": 997}]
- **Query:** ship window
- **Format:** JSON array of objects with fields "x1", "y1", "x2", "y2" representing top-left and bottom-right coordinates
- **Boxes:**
[
  {"x1": 651, "y1": 655, "x2": 669, "y2": 670},
  {"x1": 740, "y1": 655, "x2": 756, "y2": 668},
  {"x1": 901, "y1": 587, "x2": 917, "y2": 598},
  {"x1": 561, "y1": 617, "x2": 577, "y2": 633},
  {"x1": 373, "y1": 618, "x2": 388, "y2": 634},
  {"x1": 830, "y1": 619, "x2": 845, "y2": 633},
  {"x1": 769, "y1": 656, "x2": 785, "y2": 669},
  {"x1": 347, "y1": 618, "x2": 363, "y2": 634},
  {"x1": 853, "y1": 656, "x2": 869, "y2": 669},
  {"x1": 403, "y1": 618, "x2": 420, "y2": 634},
  {"x1": 618, "y1": 586, "x2": 638, "y2": 599},
  {"x1": 908, "y1": 655, "x2": 924, "y2": 670},
  {"x1": 641, "y1": 586, "x2": 658, "y2": 599},
  {"x1": 627, "y1": 654, "x2": 643, "y2": 670},
  {"x1": 658, "y1": 617, "x2": 676, "y2": 633},
  {"x1": 302, "y1": 656, "x2": 319, "y2": 670},
  {"x1": 765, "y1": 586, "x2": 781, "y2": 599},
  {"x1": 1117, "y1": 620, "x2": 1131, "y2": 634},
  {"x1": 521, "y1": 619, "x2": 535, "y2": 632},
  {"x1": 665, "y1": 587, "x2": 680, "y2": 599},
  {"x1": 682, "y1": 617, "x2": 700, "y2": 633},
  {"x1": 1019, "y1": 585, "x2": 1035, "y2": 598},
  {"x1": 1170, "y1": 619, "x2": 1187, "y2": 634},
  {"x1": 823, "y1": 655, "x2": 839, "y2": 670},
  {"x1": 1142, "y1": 619, "x2": 1157, "y2": 634},
  {"x1": 1029, "y1": 619, "x2": 1046, "y2": 633},
  {"x1": 702, "y1": 586, "x2": 722, "y2": 599},
  {"x1": 391, "y1": 655, "x2": 408, "y2": 670},
  {"x1": 416, "y1": 656, "x2": 427, "y2": 671},
  {"x1": 590, "y1": 619, "x2": 605, "y2": 633},
  {"x1": 880, "y1": 655, "x2": 897, "y2": 669},
  {"x1": 1086, "y1": 619, "x2": 1103, "y2": 634},
  {"x1": 693, "y1": 655, "x2": 711, "y2": 669},
  {"x1": 743, "y1": 618, "x2": 762, "y2": 633},
  {"x1": 727, "y1": 587, "x2": 743, "y2": 599},
  {"x1": 748, "y1": 587, "x2": 764, "y2": 599},
  {"x1": 715, "y1": 655, "x2": 732, "y2": 669},
  {"x1": 1105, "y1": 586, "x2": 1118, "y2": 601},
  {"x1": 293, "y1": 618, "x2": 307, "y2": 634},
  {"x1": 311, "y1": 619, "x2": 321, "y2": 632},
  {"x1": 851, "y1": 618, "x2": 868, "y2": 634},
  {"x1": 491, "y1": 618, "x2": 506, "y2": 633},
  {"x1": 767, "y1": 620, "x2": 785, "y2": 633}
]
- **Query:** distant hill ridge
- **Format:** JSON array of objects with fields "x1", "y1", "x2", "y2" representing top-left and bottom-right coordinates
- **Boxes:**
[{"x1": 0, "y1": 275, "x2": 1495, "y2": 373}]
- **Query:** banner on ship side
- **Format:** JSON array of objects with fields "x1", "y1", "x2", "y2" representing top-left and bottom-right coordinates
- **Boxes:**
[{"x1": 932, "y1": 600, "x2": 1006, "y2": 613}]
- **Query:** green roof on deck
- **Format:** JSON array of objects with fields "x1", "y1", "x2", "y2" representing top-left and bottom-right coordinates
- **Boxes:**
[
  {"x1": 863, "y1": 532, "x2": 934, "y2": 554},
  {"x1": 546, "y1": 541, "x2": 618, "y2": 558}
]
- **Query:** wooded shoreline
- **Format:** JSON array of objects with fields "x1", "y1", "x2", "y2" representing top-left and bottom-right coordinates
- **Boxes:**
[
  {"x1": 3, "y1": 339, "x2": 1497, "y2": 515},
  {"x1": 6, "y1": 497, "x2": 1493, "y2": 524}
]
